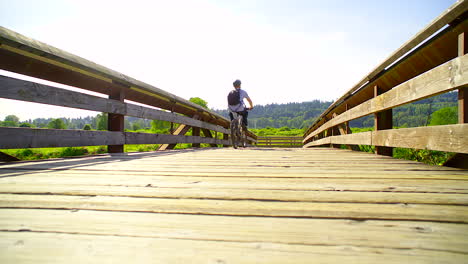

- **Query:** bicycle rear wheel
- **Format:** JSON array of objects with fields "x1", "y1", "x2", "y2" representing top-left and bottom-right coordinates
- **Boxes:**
[{"x1": 230, "y1": 121, "x2": 238, "y2": 149}]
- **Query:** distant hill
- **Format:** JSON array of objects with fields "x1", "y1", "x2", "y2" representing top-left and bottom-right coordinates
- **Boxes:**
[{"x1": 214, "y1": 100, "x2": 333, "y2": 129}]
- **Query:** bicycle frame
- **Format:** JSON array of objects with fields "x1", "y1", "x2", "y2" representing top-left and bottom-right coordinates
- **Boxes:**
[{"x1": 230, "y1": 111, "x2": 247, "y2": 149}]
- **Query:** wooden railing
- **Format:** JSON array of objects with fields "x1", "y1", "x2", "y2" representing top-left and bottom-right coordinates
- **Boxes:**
[
  {"x1": 256, "y1": 137, "x2": 303, "y2": 148},
  {"x1": 303, "y1": 1, "x2": 468, "y2": 161},
  {"x1": 0, "y1": 27, "x2": 256, "y2": 153}
]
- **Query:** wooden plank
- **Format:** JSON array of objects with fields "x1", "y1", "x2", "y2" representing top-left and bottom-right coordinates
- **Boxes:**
[
  {"x1": 304, "y1": 132, "x2": 372, "y2": 148},
  {"x1": 3, "y1": 231, "x2": 467, "y2": 264},
  {"x1": 304, "y1": 54, "x2": 468, "y2": 143},
  {"x1": 1, "y1": 209, "x2": 467, "y2": 255},
  {"x1": 201, "y1": 128, "x2": 219, "y2": 147},
  {"x1": 0, "y1": 127, "x2": 123, "y2": 149},
  {"x1": 125, "y1": 132, "x2": 228, "y2": 146},
  {"x1": 372, "y1": 124, "x2": 468, "y2": 154},
  {"x1": 1, "y1": 183, "x2": 467, "y2": 205},
  {"x1": 0, "y1": 75, "x2": 230, "y2": 135},
  {"x1": 0, "y1": 193, "x2": 467, "y2": 223},
  {"x1": 2, "y1": 170, "x2": 467, "y2": 192}
]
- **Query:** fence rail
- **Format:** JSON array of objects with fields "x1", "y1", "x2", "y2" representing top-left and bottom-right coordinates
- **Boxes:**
[
  {"x1": 256, "y1": 136, "x2": 303, "y2": 148},
  {"x1": 303, "y1": 1, "x2": 468, "y2": 163},
  {"x1": 0, "y1": 27, "x2": 256, "y2": 154}
]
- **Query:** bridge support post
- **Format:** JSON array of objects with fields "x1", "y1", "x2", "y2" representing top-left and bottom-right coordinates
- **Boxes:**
[
  {"x1": 108, "y1": 88, "x2": 125, "y2": 153},
  {"x1": 444, "y1": 31, "x2": 468, "y2": 169},
  {"x1": 374, "y1": 86, "x2": 393, "y2": 157},
  {"x1": 458, "y1": 32, "x2": 467, "y2": 124},
  {"x1": 223, "y1": 133, "x2": 229, "y2": 147},
  {"x1": 192, "y1": 127, "x2": 201, "y2": 148}
]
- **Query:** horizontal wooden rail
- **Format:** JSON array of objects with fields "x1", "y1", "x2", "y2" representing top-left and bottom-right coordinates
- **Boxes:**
[
  {"x1": 304, "y1": 124, "x2": 468, "y2": 154},
  {"x1": 0, "y1": 75, "x2": 230, "y2": 135},
  {"x1": 0, "y1": 127, "x2": 229, "y2": 149},
  {"x1": 304, "y1": 54, "x2": 468, "y2": 143},
  {"x1": 0, "y1": 27, "x2": 257, "y2": 153},
  {"x1": 257, "y1": 136, "x2": 303, "y2": 148}
]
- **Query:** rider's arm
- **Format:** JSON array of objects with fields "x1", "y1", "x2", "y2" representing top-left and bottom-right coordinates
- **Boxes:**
[{"x1": 246, "y1": 97, "x2": 253, "y2": 109}]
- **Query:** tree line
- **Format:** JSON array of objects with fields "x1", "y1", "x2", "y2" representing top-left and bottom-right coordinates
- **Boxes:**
[{"x1": 0, "y1": 92, "x2": 458, "y2": 131}]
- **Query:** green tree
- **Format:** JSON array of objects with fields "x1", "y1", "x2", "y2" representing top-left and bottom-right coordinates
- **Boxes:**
[
  {"x1": 83, "y1": 124, "x2": 92, "y2": 130},
  {"x1": 5, "y1": 115, "x2": 19, "y2": 124},
  {"x1": 48, "y1": 118, "x2": 66, "y2": 129},
  {"x1": 3, "y1": 115, "x2": 19, "y2": 127},
  {"x1": 96, "y1": 113, "x2": 108, "y2": 130},
  {"x1": 132, "y1": 122, "x2": 142, "y2": 131},
  {"x1": 189, "y1": 97, "x2": 208, "y2": 109},
  {"x1": 429, "y1": 106, "x2": 457, "y2": 126},
  {"x1": 151, "y1": 120, "x2": 170, "y2": 132},
  {"x1": 19, "y1": 122, "x2": 33, "y2": 128}
]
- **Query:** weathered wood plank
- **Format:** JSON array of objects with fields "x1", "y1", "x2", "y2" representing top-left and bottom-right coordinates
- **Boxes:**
[
  {"x1": 304, "y1": 54, "x2": 468, "y2": 143},
  {"x1": 125, "y1": 132, "x2": 229, "y2": 145},
  {"x1": 306, "y1": 125, "x2": 468, "y2": 154},
  {"x1": 0, "y1": 127, "x2": 124, "y2": 148},
  {"x1": 1, "y1": 183, "x2": 467, "y2": 205},
  {"x1": 1, "y1": 209, "x2": 467, "y2": 254},
  {"x1": 3, "y1": 231, "x2": 466, "y2": 264},
  {"x1": 372, "y1": 124, "x2": 468, "y2": 154},
  {"x1": 0, "y1": 75, "x2": 230, "y2": 135},
  {"x1": 1, "y1": 193, "x2": 467, "y2": 223}
]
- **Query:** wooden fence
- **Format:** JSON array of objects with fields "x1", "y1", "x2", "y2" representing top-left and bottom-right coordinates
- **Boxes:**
[
  {"x1": 0, "y1": 27, "x2": 256, "y2": 154},
  {"x1": 256, "y1": 137, "x2": 303, "y2": 148},
  {"x1": 303, "y1": 1, "x2": 468, "y2": 166}
]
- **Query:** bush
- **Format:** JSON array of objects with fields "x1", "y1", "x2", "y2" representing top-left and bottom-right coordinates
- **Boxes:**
[{"x1": 60, "y1": 147, "x2": 88, "y2": 157}]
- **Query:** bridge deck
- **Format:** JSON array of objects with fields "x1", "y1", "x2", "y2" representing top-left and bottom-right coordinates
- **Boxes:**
[{"x1": 0, "y1": 148, "x2": 467, "y2": 263}]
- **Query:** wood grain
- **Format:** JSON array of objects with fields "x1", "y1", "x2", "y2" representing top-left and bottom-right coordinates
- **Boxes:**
[{"x1": 1, "y1": 147, "x2": 467, "y2": 263}]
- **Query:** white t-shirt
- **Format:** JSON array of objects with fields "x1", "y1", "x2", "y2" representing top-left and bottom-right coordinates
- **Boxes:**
[{"x1": 228, "y1": 89, "x2": 249, "y2": 112}]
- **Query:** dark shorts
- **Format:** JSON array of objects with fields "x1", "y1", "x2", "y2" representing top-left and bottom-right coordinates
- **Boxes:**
[{"x1": 229, "y1": 110, "x2": 249, "y2": 127}]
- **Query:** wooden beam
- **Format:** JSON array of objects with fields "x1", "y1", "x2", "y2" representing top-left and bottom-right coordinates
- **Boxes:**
[
  {"x1": 0, "y1": 75, "x2": 230, "y2": 135},
  {"x1": 0, "y1": 151, "x2": 20, "y2": 162},
  {"x1": 0, "y1": 127, "x2": 124, "y2": 149},
  {"x1": 192, "y1": 127, "x2": 200, "y2": 148},
  {"x1": 201, "y1": 129, "x2": 218, "y2": 147},
  {"x1": 374, "y1": 86, "x2": 393, "y2": 156},
  {"x1": 372, "y1": 124, "x2": 468, "y2": 154},
  {"x1": 125, "y1": 132, "x2": 229, "y2": 146},
  {"x1": 459, "y1": 32, "x2": 467, "y2": 124},
  {"x1": 108, "y1": 88, "x2": 125, "y2": 153},
  {"x1": 157, "y1": 124, "x2": 192, "y2": 151},
  {"x1": 303, "y1": 54, "x2": 468, "y2": 143}
]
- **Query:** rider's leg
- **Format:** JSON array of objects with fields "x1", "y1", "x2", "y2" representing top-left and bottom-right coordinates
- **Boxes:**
[
  {"x1": 241, "y1": 111, "x2": 248, "y2": 127},
  {"x1": 229, "y1": 112, "x2": 234, "y2": 121}
]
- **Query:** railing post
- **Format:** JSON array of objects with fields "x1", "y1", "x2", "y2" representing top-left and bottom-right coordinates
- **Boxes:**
[
  {"x1": 459, "y1": 32, "x2": 467, "y2": 124},
  {"x1": 374, "y1": 86, "x2": 393, "y2": 156},
  {"x1": 223, "y1": 133, "x2": 229, "y2": 147},
  {"x1": 108, "y1": 88, "x2": 125, "y2": 153},
  {"x1": 192, "y1": 127, "x2": 201, "y2": 148}
]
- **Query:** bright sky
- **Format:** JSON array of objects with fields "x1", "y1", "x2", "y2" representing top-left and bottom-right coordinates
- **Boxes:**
[{"x1": 0, "y1": 0, "x2": 456, "y2": 121}]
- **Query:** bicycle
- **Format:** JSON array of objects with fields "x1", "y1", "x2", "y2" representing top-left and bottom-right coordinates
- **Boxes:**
[{"x1": 230, "y1": 110, "x2": 249, "y2": 149}]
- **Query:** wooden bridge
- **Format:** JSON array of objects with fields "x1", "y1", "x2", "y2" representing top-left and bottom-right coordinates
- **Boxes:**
[{"x1": 1, "y1": 1, "x2": 468, "y2": 263}]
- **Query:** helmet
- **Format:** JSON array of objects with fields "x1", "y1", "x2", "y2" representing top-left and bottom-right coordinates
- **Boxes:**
[{"x1": 233, "y1": 79, "x2": 241, "y2": 87}]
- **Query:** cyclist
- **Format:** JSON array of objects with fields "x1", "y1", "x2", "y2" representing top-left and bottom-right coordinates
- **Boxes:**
[{"x1": 227, "y1": 79, "x2": 253, "y2": 127}]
